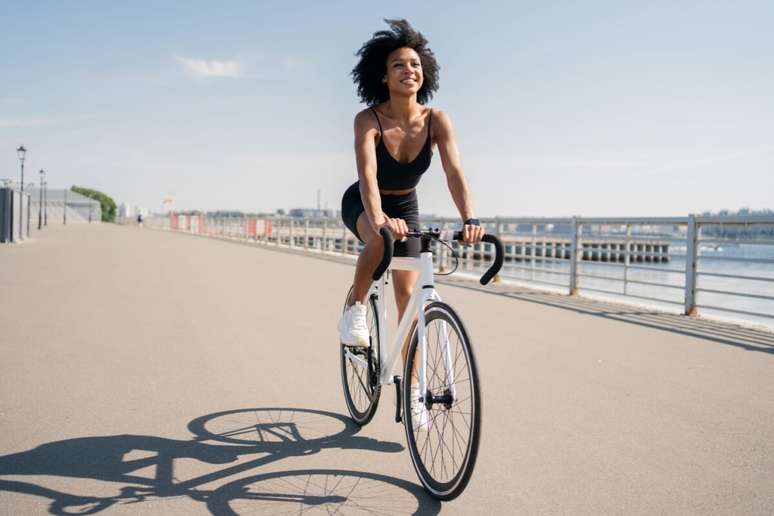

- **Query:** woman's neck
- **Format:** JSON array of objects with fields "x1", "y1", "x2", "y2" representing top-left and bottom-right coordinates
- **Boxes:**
[{"x1": 385, "y1": 96, "x2": 422, "y2": 124}]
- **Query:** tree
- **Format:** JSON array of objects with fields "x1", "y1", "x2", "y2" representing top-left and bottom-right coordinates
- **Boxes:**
[{"x1": 71, "y1": 186, "x2": 117, "y2": 223}]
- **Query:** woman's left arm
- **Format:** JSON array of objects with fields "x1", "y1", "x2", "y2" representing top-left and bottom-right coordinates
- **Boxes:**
[{"x1": 434, "y1": 110, "x2": 485, "y2": 243}]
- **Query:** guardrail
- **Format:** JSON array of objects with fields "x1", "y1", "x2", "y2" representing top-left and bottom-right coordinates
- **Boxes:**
[{"x1": 148, "y1": 213, "x2": 774, "y2": 328}]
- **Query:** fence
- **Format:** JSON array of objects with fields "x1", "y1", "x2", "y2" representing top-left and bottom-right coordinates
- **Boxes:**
[
  {"x1": 148, "y1": 213, "x2": 774, "y2": 328},
  {"x1": 27, "y1": 188, "x2": 102, "y2": 225}
]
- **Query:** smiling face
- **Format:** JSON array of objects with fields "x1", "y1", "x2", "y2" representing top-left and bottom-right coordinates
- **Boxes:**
[{"x1": 383, "y1": 47, "x2": 424, "y2": 98}]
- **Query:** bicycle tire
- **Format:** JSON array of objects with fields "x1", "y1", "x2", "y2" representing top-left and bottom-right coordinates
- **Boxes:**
[
  {"x1": 403, "y1": 301, "x2": 481, "y2": 500},
  {"x1": 340, "y1": 287, "x2": 381, "y2": 425}
]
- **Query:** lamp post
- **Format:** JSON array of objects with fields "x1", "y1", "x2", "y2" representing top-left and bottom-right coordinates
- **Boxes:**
[
  {"x1": 43, "y1": 176, "x2": 48, "y2": 226},
  {"x1": 24, "y1": 181, "x2": 34, "y2": 236},
  {"x1": 16, "y1": 145, "x2": 26, "y2": 241},
  {"x1": 38, "y1": 170, "x2": 45, "y2": 230}
]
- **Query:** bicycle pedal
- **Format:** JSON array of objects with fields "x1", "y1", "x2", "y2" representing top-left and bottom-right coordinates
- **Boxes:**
[{"x1": 393, "y1": 375, "x2": 402, "y2": 423}]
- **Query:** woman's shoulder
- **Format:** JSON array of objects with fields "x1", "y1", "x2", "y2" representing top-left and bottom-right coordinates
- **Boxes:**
[
  {"x1": 353, "y1": 107, "x2": 381, "y2": 137},
  {"x1": 355, "y1": 105, "x2": 382, "y2": 119},
  {"x1": 354, "y1": 106, "x2": 380, "y2": 126},
  {"x1": 428, "y1": 107, "x2": 453, "y2": 135},
  {"x1": 428, "y1": 106, "x2": 450, "y2": 121}
]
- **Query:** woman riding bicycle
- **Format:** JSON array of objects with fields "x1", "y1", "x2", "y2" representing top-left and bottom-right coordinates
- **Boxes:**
[{"x1": 338, "y1": 19, "x2": 485, "y2": 349}]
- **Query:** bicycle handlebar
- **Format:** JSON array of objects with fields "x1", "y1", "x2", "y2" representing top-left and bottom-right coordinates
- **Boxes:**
[
  {"x1": 453, "y1": 232, "x2": 504, "y2": 285},
  {"x1": 372, "y1": 227, "x2": 394, "y2": 281},
  {"x1": 372, "y1": 228, "x2": 504, "y2": 286}
]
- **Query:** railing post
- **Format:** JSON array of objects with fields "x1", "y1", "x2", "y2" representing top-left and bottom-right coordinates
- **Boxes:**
[
  {"x1": 493, "y1": 218, "x2": 503, "y2": 282},
  {"x1": 569, "y1": 216, "x2": 579, "y2": 295},
  {"x1": 531, "y1": 223, "x2": 537, "y2": 281},
  {"x1": 304, "y1": 219, "x2": 309, "y2": 250},
  {"x1": 684, "y1": 215, "x2": 698, "y2": 316},
  {"x1": 437, "y1": 221, "x2": 447, "y2": 273},
  {"x1": 623, "y1": 224, "x2": 631, "y2": 295},
  {"x1": 322, "y1": 219, "x2": 327, "y2": 251}
]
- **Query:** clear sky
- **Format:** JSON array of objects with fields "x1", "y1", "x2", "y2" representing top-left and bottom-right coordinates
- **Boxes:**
[{"x1": 1, "y1": 1, "x2": 772, "y2": 217}]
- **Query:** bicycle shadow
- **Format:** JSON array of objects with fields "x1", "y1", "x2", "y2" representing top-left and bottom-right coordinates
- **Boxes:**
[{"x1": 0, "y1": 407, "x2": 440, "y2": 515}]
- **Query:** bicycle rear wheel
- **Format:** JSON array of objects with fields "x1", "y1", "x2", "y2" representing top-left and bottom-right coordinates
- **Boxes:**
[
  {"x1": 403, "y1": 301, "x2": 481, "y2": 500},
  {"x1": 340, "y1": 288, "x2": 381, "y2": 425}
]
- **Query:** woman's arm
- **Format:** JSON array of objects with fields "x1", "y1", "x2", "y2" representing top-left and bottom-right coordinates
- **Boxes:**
[
  {"x1": 434, "y1": 110, "x2": 485, "y2": 242},
  {"x1": 354, "y1": 111, "x2": 385, "y2": 232}
]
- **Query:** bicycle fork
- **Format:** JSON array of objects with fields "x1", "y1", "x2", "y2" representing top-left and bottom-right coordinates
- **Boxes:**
[{"x1": 420, "y1": 292, "x2": 457, "y2": 408}]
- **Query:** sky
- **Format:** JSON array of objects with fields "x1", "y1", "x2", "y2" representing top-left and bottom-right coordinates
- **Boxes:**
[{"x1": 1, "y1": 0, "x2": 772, "y2": 217}]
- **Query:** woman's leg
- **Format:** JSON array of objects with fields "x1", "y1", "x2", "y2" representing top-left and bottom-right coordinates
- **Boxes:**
[{"x1": 348, "y1": 213, "x2": 384, "y2": 305}]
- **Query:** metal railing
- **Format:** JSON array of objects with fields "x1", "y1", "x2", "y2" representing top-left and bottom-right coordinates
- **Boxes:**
[{"x1": 148, "y1": 213, "x2": 774, "y2": 328}]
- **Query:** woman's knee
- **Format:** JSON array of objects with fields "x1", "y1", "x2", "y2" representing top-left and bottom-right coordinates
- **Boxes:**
[
  {"x1": 392, "y1": 274, "x2": 416, "y2": 303},
  {"x1": 357, "y1": 215, "x2": 383, "y2": 250}
]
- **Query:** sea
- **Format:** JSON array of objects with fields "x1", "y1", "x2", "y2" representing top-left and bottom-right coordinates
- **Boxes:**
[{"x1": 460, "y1": 242, "x2": 774, "y2": 330}]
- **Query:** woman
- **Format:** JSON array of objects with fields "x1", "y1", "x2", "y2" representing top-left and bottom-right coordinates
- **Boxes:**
[{"x1": 338, "y1": 19, "x2": 484, "y2": 354}]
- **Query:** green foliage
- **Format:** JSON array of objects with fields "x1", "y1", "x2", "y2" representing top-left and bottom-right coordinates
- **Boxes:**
[{"x1": 71, "y1": 186, "x2": 117, "y2": 223}]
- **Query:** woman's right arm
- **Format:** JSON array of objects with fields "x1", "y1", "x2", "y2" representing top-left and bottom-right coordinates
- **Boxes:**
[{"x1": 354, "y1": 111, "x2": 385, "y2": 232}]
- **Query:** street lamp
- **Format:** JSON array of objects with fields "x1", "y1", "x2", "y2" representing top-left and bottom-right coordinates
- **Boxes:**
[
  {"x1": 43, "y1": 175, "x2": 48, "y2": 226},
  {"x1": 38, "y1": 170, "x2": 45, "y2": 230},
  {"x1": 16, "y1": 145, "x2": 26, "y2": 240}
]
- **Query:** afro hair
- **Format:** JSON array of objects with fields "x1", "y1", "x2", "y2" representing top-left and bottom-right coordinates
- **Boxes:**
[{"x1": 352, "y1": 19, "x2": 440, "y2": 106}]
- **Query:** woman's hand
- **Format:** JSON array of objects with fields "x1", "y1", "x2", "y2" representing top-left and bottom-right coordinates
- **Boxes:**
[
  {"x1": 462, "y1": 220, "x2": 485, "y2": 244},
  {"x1": 380, "y1": 216, "x2": 410, "y2": 241}
]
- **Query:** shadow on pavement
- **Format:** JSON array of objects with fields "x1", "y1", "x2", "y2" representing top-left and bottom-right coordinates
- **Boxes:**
[
  {"x1": 205, "y1": 468, "x2": 439, "y2": 515},
  {"x1": 0, "y1": 407, "x2": 440, "y2": 515}
]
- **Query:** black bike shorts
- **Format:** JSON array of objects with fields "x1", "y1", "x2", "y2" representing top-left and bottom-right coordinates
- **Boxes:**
[{"x1": 340, "y1": 181, "x2": 420, "y2": 257}]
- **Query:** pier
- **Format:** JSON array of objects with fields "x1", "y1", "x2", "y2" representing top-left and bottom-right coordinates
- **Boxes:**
[
  {"x1": 163, "y1": 213, "x2": 774, "y2": 328},
  {"x1": 169, "y1": 214, "x2": 671, "y2": 263}
]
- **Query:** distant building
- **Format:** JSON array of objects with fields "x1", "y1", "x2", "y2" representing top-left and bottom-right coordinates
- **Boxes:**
[
  {"x1": 119, "y1": 203, "x2": 134, "y2": 219},
  {"x1": 288, "y1": 208, "x2": 338, "y2": 218}
]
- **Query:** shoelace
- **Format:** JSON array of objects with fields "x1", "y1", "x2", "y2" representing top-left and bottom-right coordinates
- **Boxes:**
[{"x1": 350, "y1": 307, "x2": 368, "y2": 332}]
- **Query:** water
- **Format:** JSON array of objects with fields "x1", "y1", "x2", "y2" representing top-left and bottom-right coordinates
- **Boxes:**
[{"x1": 461, "y1": 243, "x2": 774, "y2": 329}]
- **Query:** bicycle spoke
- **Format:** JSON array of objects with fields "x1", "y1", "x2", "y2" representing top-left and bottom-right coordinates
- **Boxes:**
[
  {"x1": 405, "y1": 303, "x2": 480, "y2": 499},
  {"x1": 341, "y1": 295, "x2": 380, "y2": 425}
]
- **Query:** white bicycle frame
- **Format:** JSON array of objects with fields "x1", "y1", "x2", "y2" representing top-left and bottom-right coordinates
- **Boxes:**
[{"x1": 344, "y1": 250, "x2": 455, "y2": 399}]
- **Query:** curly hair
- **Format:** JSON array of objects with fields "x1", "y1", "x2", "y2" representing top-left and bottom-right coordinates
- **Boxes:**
[{"x1": 352, "y1": 19, "x2": 440, "y2": 106}]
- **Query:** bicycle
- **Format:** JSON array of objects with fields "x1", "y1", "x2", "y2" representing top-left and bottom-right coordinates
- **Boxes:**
[{"x1": 340, "y1": 226, "x2": 504, "y2": 500}]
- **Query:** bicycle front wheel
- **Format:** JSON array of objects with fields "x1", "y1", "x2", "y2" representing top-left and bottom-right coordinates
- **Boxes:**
[
  {"x1": 340, "y1": 288, "x2": 381, "y2": 426},
  {"x1": 403, "y1": 301, "x2": 481, "y2": 500}
]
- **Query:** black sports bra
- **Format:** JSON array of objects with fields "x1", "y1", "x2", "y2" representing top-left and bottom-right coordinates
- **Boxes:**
[{"x1": 371, "y1": 107, "x2": 433, "y2": 191}]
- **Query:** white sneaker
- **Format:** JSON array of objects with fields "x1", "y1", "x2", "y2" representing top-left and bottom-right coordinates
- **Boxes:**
[
  {"x1": 338, "y1": 302, "x2": 370, "y2": 347},
  {"x1": 410, "y1": 384, "x2": 432, "y2": 432}
]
